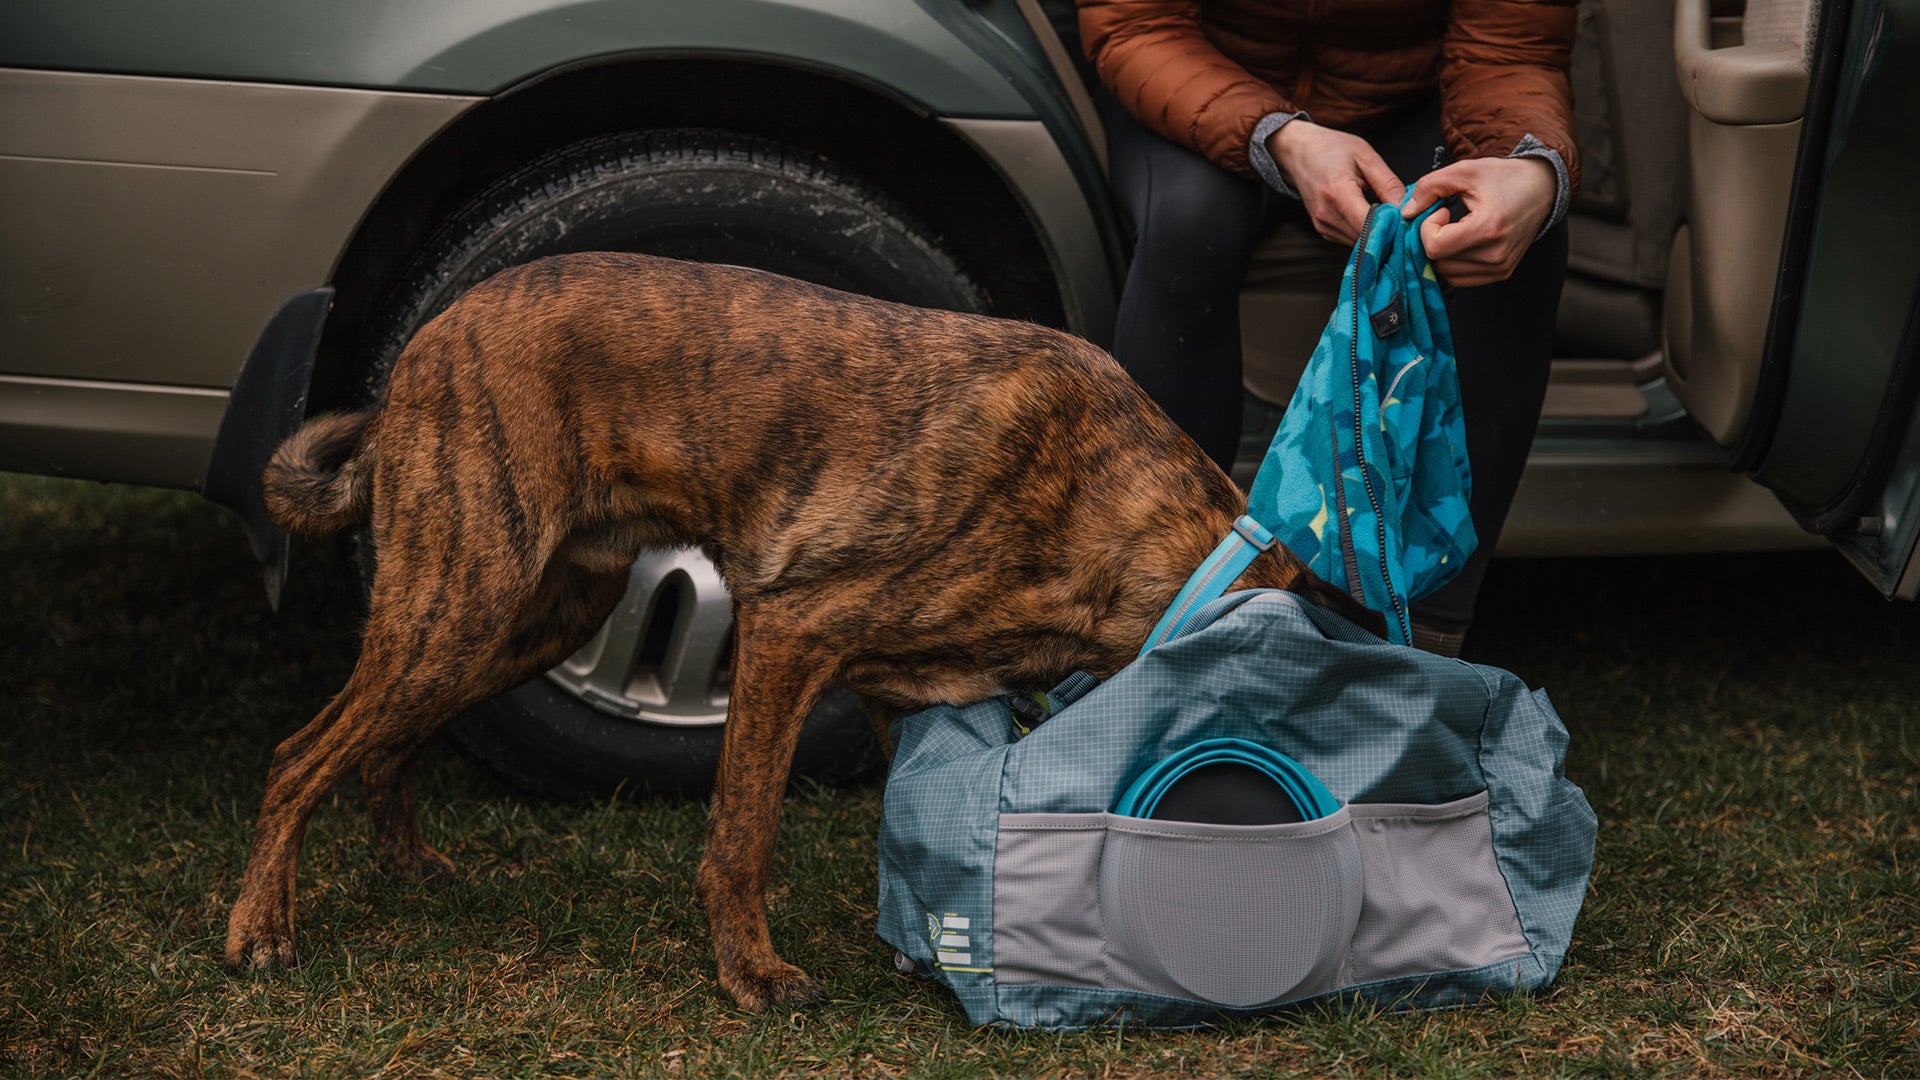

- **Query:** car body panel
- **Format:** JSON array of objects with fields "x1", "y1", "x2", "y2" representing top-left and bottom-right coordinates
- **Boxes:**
[
  {"x1": 0, "y1": 375, "x2": 228, "y2": 489},
  {"x1": 0, "y1": 70, "x2": 476, "y2": 393},
  {"x1": 0, "y1": 70, "x2": 472, "y2": 484},
  {"x1": 1649, "y1": 0, "x2": 1920, "y2": 595},
  {"x1": 913, "y1": 0, "x2": 1127, "y2": 307},
  {"x1": 0, "y1": 0, "x2": 1030, "y2": 114},
  {"x1": 0, "y1": 0, "x2": 1909, "y2": 578},
  {"x1": 1863, "y1": 413, "x2": 1920, "y2": 598},
  {"x1": 1494, "y1": 449, "x2": 1822, "y2": 558},
  {"x1": 940, "y1": 118, "x2": 1115, "y2": 344}
]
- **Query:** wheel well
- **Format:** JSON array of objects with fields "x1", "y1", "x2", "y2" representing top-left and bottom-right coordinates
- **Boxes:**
[{"x1": 311, "y1": 55, "x2": 1068, "y2": 410}]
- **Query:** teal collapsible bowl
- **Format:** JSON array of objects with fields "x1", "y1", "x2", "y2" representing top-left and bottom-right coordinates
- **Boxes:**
[{"x1": 1113, "y1": 737, "x2": 1341, "y2": 824}]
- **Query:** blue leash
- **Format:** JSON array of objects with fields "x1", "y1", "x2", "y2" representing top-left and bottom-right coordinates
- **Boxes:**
[{"x1": 1138, "y1": 515, "x2": 1275, "y2": 657}]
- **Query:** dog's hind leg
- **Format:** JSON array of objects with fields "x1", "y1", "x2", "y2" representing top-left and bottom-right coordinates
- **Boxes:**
[
  {"x1": 361, "y1": 732, "x2": 456, "y2": 883},
  {"x1": 227, "y1": 522, "x2": 620, "y2": 970},
  {"x1": 226, "y1": 680, "x2": 379, "y2": 969},
  {"x1": 359, "y1": 558, "x2": 629, "y2": 882},
  {"x1": 229, "y1": 674, "x2": 466, "y2": 969},
  {"x1": 695, "y1": 603, "x2": 838, "y2": 1012}
]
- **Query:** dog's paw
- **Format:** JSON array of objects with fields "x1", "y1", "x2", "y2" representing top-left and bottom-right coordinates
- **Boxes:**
[
  {"x1": 223, "y1": 918, "x2": 297, "y2": 973},
  {"x1": 721, "y1": 960, "x2": 825, "y2": 1013}
]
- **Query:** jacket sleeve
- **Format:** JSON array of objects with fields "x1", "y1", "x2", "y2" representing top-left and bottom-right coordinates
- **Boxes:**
[
  {"x1": 1439, "y1": 0, "x2": 1581, "y2": 195},
  {"x1": 1077, "y1": 0, "x2": 1294, "y2": 180}
]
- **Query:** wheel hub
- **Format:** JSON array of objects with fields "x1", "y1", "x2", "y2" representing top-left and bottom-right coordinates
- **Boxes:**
[{"x1": 544, "y1": 547, "x2": 733, "y2": 728}]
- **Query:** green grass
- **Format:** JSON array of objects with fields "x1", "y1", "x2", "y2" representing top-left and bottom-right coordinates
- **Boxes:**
[{"x1": 1, "y1": 472, "x2": 1915, "y2": 1078}]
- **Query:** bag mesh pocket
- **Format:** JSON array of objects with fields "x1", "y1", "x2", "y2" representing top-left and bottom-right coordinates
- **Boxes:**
[
  {"x1": 1099, "y1": 810, "x2": 1362, "y2": 1008},
  {"x1": 1345, "y1": 792, "x2": 1531, "y2": 984}
]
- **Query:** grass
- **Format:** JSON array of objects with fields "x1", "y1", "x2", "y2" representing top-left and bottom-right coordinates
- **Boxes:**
[{"x1": 1, "y1": 471, "x2": 1915, "y2": 1078}]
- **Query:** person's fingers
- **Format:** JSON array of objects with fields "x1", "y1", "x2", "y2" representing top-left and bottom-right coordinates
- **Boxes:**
[
  {"x1": 1431, "y1": 231, "x2": 1526, "y2": 287},
  {"x1": 1326, "y1": 179, "x2": 1373, "y2": 243},
  {"x1": 1422, "y1": 205, "x2": 1508, "y2": 287},
  {"x1": 1418, "y1": 204, "x2": 1456, "y2": 257},
  {"x1": 1406, "y1": 157, "x2": 1556, "y2": 286},
  {"x1": 1428, "y1": 204, "x2": 1512, "y2": 257},
  {"x1": 1400, "y1": 161, "x2": 1472, "y2": 217},
  {"x1": 1398, "y1": 187, "x2": 1439, "y2": 218},
  {"x1": 1303, "y1": 171, "x2": 1369, "y2": 246},
  {"x1": 1356, "y1": 149, "x2": 1406, "y2": 207}
]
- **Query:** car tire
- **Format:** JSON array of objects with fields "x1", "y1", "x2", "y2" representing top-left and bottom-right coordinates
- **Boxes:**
[{"x1": 355, "y1": 128, "x2": 987, "y2": 799}]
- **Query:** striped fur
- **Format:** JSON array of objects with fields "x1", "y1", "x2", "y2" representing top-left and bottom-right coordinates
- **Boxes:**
[{"x1": 260, "y1": 411, "x2": 378, "y2": 537}]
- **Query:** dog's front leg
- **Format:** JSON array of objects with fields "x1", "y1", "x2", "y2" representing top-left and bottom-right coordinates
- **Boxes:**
[
  {"x1": 696, "y1": 605, "x2": 835, "y2": 1012},
  {"x1": 863, "y1": 699, "x2": 904, "y2": 760}
]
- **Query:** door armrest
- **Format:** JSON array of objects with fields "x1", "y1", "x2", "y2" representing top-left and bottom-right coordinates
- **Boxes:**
[{"x1": 1675, "y1": 0, "x2": 1809, "y2": 124}]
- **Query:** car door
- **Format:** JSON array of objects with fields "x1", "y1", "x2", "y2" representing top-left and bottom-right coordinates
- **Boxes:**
[{"x1": 1665, "y1": 0, "x2": 1920, "y2": 597}]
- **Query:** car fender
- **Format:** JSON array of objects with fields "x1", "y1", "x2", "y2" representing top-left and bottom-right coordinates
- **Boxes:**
[{"x1": 0, "y1": 0, "x2": 1032, "y2": 117}]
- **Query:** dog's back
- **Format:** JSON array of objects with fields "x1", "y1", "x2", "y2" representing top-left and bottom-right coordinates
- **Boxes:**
[{"x1": 370, "y1": 252, "x2": 1267, "y2": 700}]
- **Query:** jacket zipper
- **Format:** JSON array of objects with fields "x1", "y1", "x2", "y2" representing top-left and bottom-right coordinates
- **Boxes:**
[{"x1": 1343, "y1": 208, "x2": 1413, "y2": 644}]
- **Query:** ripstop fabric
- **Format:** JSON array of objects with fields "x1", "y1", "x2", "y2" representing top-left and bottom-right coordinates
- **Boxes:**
[{"x1": 876, "y1": 590, "x2": 1598, "y2": 1030}]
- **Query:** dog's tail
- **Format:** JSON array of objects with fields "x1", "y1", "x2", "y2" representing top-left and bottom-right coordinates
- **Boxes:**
[{"x1": 262, "y1": 410, "x2": 378, "y2": 538}]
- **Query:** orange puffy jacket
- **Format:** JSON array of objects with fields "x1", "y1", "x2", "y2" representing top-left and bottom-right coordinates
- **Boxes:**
[{"x1": 1078, "y1": 0, "x2": 1579, "y2": 191}]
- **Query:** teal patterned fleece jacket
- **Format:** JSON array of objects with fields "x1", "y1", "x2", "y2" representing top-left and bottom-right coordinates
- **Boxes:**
[{"x1": 1246, "y1": 195, "x2": 1476, "y2": 646}]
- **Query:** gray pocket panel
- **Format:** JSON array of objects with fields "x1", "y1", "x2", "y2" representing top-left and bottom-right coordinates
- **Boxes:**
[
  {"x1": 1346, "y1": 791, "x2": 1531, "y2": 984},
  {"x1": 993, "y1": 813, "x2": 1108, "y2": 987},
  {"x1": 1099, "y1": 810, "x2": 1362, "y2": 1008}
]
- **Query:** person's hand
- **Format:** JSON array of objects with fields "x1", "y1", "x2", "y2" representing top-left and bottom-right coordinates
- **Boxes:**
[
  {"x1": 1398, "y1": 157, "x2": 1556, "y2": 288},
  {"x1": 1265, "y1": 120, "x2": 1406, "y2": 247}
]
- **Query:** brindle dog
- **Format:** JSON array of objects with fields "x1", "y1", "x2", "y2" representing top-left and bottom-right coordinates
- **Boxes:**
[{"x1": 225, "y1": 252, "x2": 1378, "y2": 1011}]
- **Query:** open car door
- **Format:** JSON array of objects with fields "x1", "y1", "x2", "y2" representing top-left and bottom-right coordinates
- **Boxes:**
[{"x1": 1667, "y1": 0, "x2": 1920, "y2": 596}]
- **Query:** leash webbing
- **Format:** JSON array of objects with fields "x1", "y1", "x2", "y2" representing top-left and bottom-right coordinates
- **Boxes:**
[{"x1": 1139, "y1": 515, "x2": 1275, "y2": 657}]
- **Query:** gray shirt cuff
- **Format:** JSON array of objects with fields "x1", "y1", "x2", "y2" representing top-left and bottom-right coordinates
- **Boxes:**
[
  {"x1": 1248, "y1": 110, "x2": 1312, "y2": 199},
  {"x1": 1510, "y1": 134, "x2": 1571, "y2": 239}
]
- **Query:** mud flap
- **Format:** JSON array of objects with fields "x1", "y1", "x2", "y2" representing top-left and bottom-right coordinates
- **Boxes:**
[{"x1": 200, "y1": 287, "x2": 333, "y2": 611}]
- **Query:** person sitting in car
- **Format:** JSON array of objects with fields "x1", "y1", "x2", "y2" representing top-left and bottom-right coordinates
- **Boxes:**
[{"x1": 1078, "y1": 0, "x2": 1579, "y2": 656}]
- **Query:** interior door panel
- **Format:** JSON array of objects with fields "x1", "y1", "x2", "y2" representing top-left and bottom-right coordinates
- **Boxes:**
[{"x1": 1661, "y1": 0, "x2": 1812, "y2": 446}]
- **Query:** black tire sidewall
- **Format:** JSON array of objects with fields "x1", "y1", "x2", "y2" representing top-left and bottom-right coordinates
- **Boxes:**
[
  {"x1": 457, "y1": 681, "x2": 878, "y2": 800},
  {"x1": 361, "y1": 130, "x2": 985, "y2": 395}
]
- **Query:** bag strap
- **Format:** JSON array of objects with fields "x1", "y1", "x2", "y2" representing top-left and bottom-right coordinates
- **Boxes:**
[
  {"x1": 1023, "y1": 520, "x2": 1375, "y2": 738},
  {"x1": 1138, "y1": 515, "x2": 1275, "y2": 658},
  {"x1": 1168, "y1": 588, "x2": 1384, "y2": 647}
]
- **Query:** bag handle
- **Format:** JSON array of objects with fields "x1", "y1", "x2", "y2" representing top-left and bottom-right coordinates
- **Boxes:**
[
  {"x1": 1142, "y1": 516, "x2": 1392, "y2": 658},
  {"x1": 1165, "y1": 588, "x2": 1387, "y2": 649},
  {"x1": 1138, "y1": 515, "x2": 1275, "y2": 657}
]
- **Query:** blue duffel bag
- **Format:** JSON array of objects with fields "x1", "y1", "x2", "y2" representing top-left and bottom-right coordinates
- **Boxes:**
[
  {"x1": 875, "y1": 583, "x2": 1597, "y2": 1030},
  {"x1": 874, "y1": 197, "x2": 1596, "y2": 1030}
]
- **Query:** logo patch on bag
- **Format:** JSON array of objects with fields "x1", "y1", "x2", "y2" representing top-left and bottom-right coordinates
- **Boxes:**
[
  {"x1": 1370, "y1": 291, "x2": 1407, "y2": 338},
  {"x1": 930, "y1": 912, "x2": 980, "y2": 969}
]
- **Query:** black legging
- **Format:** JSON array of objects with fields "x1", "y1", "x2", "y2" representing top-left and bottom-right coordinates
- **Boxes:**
[{"x1": 1102, "y1": 93, "x2": 1568, "y2": 634}]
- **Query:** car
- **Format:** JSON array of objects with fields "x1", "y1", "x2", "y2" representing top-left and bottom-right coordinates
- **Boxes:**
[{"x1": 3, "y1": 0, "x2": 1914, "y2": 797}]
